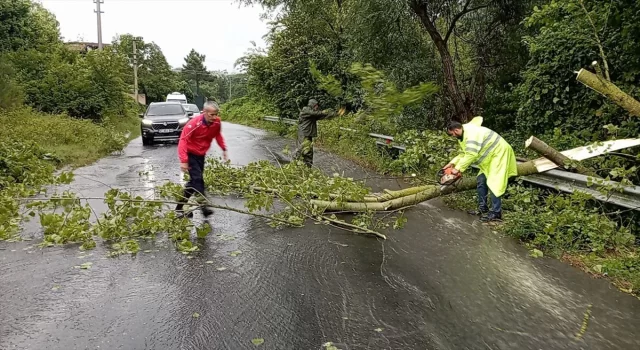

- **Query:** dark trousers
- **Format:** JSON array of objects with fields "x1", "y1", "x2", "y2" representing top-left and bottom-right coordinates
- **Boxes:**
[
  {"x1": 477, "y1": 173, "x2": 502, "y2": 214},
  {"x1": 294, "y1": 136, "x2": 314, "y2": 167},
  {"x1": 176, "y1": 153, "x2": 205, "y2": 210}
]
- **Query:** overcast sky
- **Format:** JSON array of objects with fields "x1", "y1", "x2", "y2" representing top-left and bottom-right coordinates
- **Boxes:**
[{"x1": 38, "y1": 0, "x2": 269, "y2": 72}]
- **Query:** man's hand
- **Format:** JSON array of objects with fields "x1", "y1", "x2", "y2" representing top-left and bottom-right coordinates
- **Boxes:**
[
  {"x1": 443, "y1": 163, "x2": 454, "y2": 170},
  {"x1": 180, "y1": 162, "x2": 189, "y2": 173},
  {"x1": 450, "y1": 168, "x2": 460, "y2": 175},
  {"x1": 223, "y1": 150, "x2": 229, "y2": 162}
]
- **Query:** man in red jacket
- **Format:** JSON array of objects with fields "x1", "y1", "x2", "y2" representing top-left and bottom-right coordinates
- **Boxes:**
[{"x1": 175, "y1": 101, "x2": 229, "y2": 218}]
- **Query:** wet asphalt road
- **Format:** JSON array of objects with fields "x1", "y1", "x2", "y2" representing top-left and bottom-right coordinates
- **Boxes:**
[{"x1": 1, "y1": 122, "x2": 640, "y2": 350}]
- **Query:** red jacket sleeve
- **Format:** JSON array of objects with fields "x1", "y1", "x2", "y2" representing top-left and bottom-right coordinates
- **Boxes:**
[{"x1": 178, "y1": 119, "x2": 197, "y2": 163}]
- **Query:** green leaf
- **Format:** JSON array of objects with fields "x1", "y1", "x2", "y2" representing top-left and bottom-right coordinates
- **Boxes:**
[
  {"x1": 192, "y1": 312, "x2": 200, "y2": 318},
  {"x1": 592, "y1": 265, "x2": 603, "y2": 274},
  {"x1": 230, "y1": 250, "x2": 242, "y2": 257},
  {"x1": 323, "y1": 343, "x2": 340, "y2": 350},
  {"x1": 205, "y1": 260, "x2": 214, "y2": 264},
  {"x1": 374, "y1": 328, "x2": 383, "y2": 332},
  {"x1": 80, "y1": 262, "x2": 93, "y2": 269},
  {"x1": 216, "y1": 267, "x2": 227, "y2": 271},
  {"x1": 251, "y1": 338, "x2": 265, "y2": 346},
  {"x1": 529, "y1": 249, "x2": 544, "y2": 258}
]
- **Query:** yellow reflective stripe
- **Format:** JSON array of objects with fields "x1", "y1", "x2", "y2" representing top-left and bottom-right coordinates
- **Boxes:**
[
  {"x1": 466, "y1": 140, "x2": 482, "y2": 147},
  {"x1": 477, "y1": 134, "x2": 502, "y2": 164},
  {"x1": 479, "y1": 131, "x2": 496, "y2": 149}
]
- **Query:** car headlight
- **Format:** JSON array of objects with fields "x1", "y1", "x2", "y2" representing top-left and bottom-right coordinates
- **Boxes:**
[
  {"x1": 141, "y1": 119, "x2": 153, "y2": 126},
  {"x1": 178, "y1": 118, "x2": 189, "y2": 125}
]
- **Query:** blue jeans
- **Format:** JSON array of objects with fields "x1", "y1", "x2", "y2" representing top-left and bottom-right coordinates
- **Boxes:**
[{"x1": 477, "y1": 173, "x2": 502, "y2": 214}]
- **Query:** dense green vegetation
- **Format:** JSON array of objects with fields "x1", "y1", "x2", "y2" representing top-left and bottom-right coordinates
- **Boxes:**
[
  {"x1": 0, "y1": 0, "x2": 141, "y2": 240},
  {"x1": 226, "y1": 0, "x2": 640, "y2": 295}
]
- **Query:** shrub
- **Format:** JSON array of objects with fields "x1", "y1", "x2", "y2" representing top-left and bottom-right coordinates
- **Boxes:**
[{"x1": 0, "y1": 107, "x2": 138, "y2": 166}]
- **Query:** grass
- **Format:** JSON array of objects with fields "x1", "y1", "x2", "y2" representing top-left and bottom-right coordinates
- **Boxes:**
[{"x1": 0, "y1": 107, "x2": 140, "y2": 167}]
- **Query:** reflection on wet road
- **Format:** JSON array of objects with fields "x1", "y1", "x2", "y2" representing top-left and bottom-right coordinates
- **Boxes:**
[{"x1": 1, "y1": 123, "x2": 639, "y2": 350}]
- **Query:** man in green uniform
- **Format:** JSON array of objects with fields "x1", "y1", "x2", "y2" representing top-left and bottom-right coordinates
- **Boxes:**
[
  {"x1": 444, "y1": 116, "x2": 518, "y2": 222},
  {"x1": 294, "y1": 99, "x2": 344, "y2": 167}
]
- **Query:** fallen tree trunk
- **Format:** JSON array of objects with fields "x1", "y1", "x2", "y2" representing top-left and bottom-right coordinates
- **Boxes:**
[
  {"x1": 311, "y1": 137, "x2": 640, "y2": 212},
  {"x1": 525, "y1": 136, "x2": 599, "y2": 178},
  {"x1": 249, "y1": 186, "x2": 384, "y2": 203},
  {"x1": 311, "y1": 162, "x2": 539, "y2": 212},
  {"x1": 576, "y1": 68, "x2": 640, "y2": 117}
]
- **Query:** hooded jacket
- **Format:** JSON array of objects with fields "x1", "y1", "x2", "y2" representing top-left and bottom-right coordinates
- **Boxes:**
[
  {"x1": 298, "y1": 99, "x2": 335, "y2": 138},
  {"x1": 449, "y1": 116, "x2": 517, "y2": 197}
]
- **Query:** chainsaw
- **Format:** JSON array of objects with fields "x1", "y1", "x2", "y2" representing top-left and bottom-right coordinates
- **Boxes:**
[{"x1": 437, "y1": 167, "x2": 462, "y2": 191}]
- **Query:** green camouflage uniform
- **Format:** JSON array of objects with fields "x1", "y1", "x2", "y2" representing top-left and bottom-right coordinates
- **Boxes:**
[{"x1": 294, "y1": 99, "x2": 335, "y2": 167}]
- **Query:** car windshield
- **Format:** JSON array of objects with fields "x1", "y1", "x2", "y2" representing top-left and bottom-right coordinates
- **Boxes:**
[
  {"x1": 184, "y1": 104, "x2": 199, "y2": 112},
  {"x1": 146, "y1": 104, "x2": 184, "y2": 117}
]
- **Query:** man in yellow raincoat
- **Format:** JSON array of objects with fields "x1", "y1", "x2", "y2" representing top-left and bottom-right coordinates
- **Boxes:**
[{"x1": 444, "y1": 116, "x2": 518, "y2": 222}]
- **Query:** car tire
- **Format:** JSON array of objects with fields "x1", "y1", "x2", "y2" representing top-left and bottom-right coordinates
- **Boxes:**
[{"x1": 142, "y1": 137, "x2": 153, "y2": 146}]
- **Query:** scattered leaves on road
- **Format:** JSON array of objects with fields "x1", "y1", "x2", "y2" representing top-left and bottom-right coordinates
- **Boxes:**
[
  {"x1": 192, "y1": 312, "x2": 200, "y2": 318},
  {"x1": 74, "y1": 262, "x2": 93, "y2": 269},
  {"x1": 530, "y1": 249, "x2": 544, "y2": 258},
  {"x1": 196, "y1": 223, "x2": 212, "y2": 238},
  {"x1": 323, "y1": 342, "x2": 341, "y2": 350},
  {"x1": 251, "y1": 338, "x2": 264, "y2": 346},
  {"x1": 230, "y1": 250, "x2": 242, "y2": 257}
]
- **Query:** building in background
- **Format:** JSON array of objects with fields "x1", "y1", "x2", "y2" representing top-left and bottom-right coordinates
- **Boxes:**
[{"x1": 65, "y1": 41, "x2": 111, "y2": 54}]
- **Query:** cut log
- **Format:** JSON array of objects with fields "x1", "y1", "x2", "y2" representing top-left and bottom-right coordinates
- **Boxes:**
[
  {"x1": 530, "y1": 138, "x2": 640, "y2": 173},
  {"x1": 525, "y1": 136, "x2": 599, "y2": 178},
  {"x1": 576, "y1": 69, "x2": 640, "y2": 117},
  {"x1": 312, "y1": 162, "x2": 539, "y2": 212}
]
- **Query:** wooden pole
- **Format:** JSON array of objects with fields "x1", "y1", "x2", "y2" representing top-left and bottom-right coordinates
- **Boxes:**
[
  {"x1": 525, "y1": 136, "x2": 599, "y2": 178},
  {"x1": 576, "y1": 68, "x2": 640, "y2": 117}
]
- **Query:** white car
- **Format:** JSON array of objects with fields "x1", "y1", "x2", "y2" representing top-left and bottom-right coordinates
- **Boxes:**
[
  {"x1": 182, "y1": 103, "x2": 200, "y2": 116},
  {"x1": 166, "y1": 92, "x2": 187, "y2": 104}
]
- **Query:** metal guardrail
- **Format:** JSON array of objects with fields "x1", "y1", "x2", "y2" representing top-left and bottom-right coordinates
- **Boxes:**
[
  {"x1": 520, "y1": 168, "x2": 640, "y2": 211},
  {"x1": 262, "y1": 116, "x2": 640, "y2": 211},
  {"x1": 262, "y1": 117, "x2": 407, "y2": 150},
  {"x1": 264, "y1": 116, "x2": 297, "y2": 125}
]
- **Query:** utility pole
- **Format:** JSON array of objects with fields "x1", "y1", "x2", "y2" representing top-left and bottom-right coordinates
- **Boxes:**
[
  {"x1": 195, "y1": 72, "x2": 200, "y2": 97},
  {"x1": 93, "y1": 0, "x2": 104, "y2": 50},
  {"x1": 133, "y1": 40, "x2": 138, "y2": 101}
]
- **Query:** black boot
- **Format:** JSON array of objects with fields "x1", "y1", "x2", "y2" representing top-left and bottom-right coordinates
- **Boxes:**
[
  {"x1": 201, "y1": 206, "x2": 213, "y2": 218},
  {"x1": 480, "y1": 211, "x2": 502, "y2": 223},
  {"x1": 175, "y1": 188, "x2": 194, "y2": 218},
  {"x1": 175, "y1": 204, "x2": 194, "y2": 219}
]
